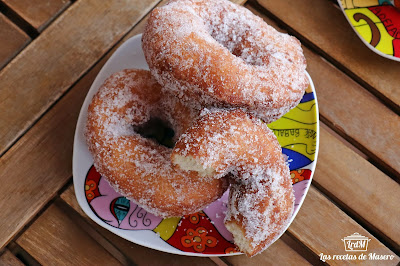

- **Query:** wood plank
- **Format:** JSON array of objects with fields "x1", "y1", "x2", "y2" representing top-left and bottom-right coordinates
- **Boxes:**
[
  {"x1": 247, "y1": 1, "x2": 400, "y2": 253},
  {"x1": 16, "y1": 202, "x2": 123, "y2": 265},
  {"x1": 248, "y1": 0, "x2": 400, "y2": 169},
  {"x1": 0, "y1": 13, "x2": 30, "y2": 69},
  {"x1": 288, "y1": 186, "x2": 399, "y2": 266},
  {"x1": 0, "y1": 0, "x2": 242, "y2": 157},
  {"x1": 7, "y1": 242, "x2": 41, "y2": 266},
  {"x1": 0, "y1": 0, "x2": 168, "y2": 251},
  {"x1": 224, "y1": 239, "x2": 311, "y2": 265},
  {"x1": 2, "y1": 0, "x2": 70, "y2": 31},
  {"x1": 303, "y1": 46, "x2": 400, "y2": 177},
  {"x1": 317, "y1": 125, "x2": 400, "y2": 248},
  {"x1": 256, "y1": 0, "x2": 400, "y2": 109},
  {"x1": 0, "y1": 0, "x2": 160, "y2": 156},
  {"x1": 0, "y1": 61, "x2": 94, "y2": 249},
  {"x1": 246, "y1": 3, "x2": 400, "y2": 177},
  {"x1": 1, "y1": 2, "x2": 395, "y2": 265},
  {"x1": 62, "y1": 168, "x2": 399, "y2": 265},
  {"x1": 59, "y1": 2, "x2": 397, "y2": 263},
  {"x1": 0, "y1": 0, "x2": 168, "y2": 252},
  {"x1": 55, "y1": 5, "x2": 310, "y2": 266},
  {"x1": 0, "y1": 249, "x2": 24, "y2": 266},
  {"x1": 61, "y1": 185, "x2": 309, "y2": 265},
  {"x1": 56, "y1": 7, "x2": 399, "y2": 256},
  {"x1": 60, "y1": 186, "x2": 217, "y2": 266}
]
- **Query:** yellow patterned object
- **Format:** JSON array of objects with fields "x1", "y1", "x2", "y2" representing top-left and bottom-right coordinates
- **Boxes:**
[
  {"x1": 153, "y1": 217, "x2": 181, "y2": 240},
  {"x1": 338, "y1": 0, "x2": 400, "y2": 61},
  {"x1": 268, "y1": 86, "x2": 317, "y2": 163}
]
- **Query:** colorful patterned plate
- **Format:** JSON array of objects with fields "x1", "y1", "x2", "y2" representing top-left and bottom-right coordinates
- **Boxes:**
[
  {"x1": 338, "y1": 0, "x2": 400, "y2": 61},
  {"x1": 73, "y1": 34, "x2": 320, "y2": 256}
]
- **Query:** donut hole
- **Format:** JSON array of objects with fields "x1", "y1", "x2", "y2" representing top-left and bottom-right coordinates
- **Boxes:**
[{"x1": 133, "y1": 117, "x2": 175, "y2": 148}]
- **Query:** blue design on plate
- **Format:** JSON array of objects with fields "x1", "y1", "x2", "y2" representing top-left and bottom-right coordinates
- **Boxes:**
[{"x1": 282, "y1": 148, "x2": 312, "y2": 170}]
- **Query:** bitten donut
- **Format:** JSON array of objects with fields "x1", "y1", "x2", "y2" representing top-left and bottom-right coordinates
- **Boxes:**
[
  {"x1": 172, "y1": 109, "x2": 294, "y2": 256},
  {"x1": 142, "y1": 0, "x2": 309, "y2": 123},
  {"x1": 85, "y1": 69, "x2": 228, "y2": 217}
]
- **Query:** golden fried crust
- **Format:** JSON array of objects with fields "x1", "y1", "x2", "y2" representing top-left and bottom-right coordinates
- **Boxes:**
[
  {"x1": 142, "y1": 0, "x2": 309, "y2": 123},
  {"x1": 85, "y1": 69, "x2": 228, "y2": 217},
  {"x1": 172, "y1": 109, "x2": 294, "y2": 256}
]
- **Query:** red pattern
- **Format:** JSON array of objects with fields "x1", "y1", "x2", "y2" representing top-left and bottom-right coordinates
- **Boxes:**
[
  {"x1": 291, "y1": 169, "x2": 311, "y2": 185},
  {"x1": 85, "y1": 166, "x2": 102, "y2": 203},
  {"x1": 181, "y1": 227, "x2": 217, "y2": 252},
  {"x1": 166, "y1": 212, "x2": 238, "y2": 254},
  {"x1": 368, "y1": 5, "x2": 400, "y2": 57}
]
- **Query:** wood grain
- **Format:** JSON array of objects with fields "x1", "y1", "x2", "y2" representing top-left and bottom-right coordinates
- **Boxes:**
[
  {"x1": 0, "y1": 0, "x2": 176, "y2": 252},
  {"x1": 2, "y1": 0, "x2": 70, "y2": 31},
  {"x1": 316, "y1": 125, "x2": 400, "y2": 248},
  {"x1": 0, "y1": 60, "x2": 96, "y2": 249},
  {"x1": 246, "y1": 1, "x2": 400, "y2": 255},
  {"x1": 0, "y1": 0, "x2": 160, "y2": 251},
  {"x1": 0, "y1": 249, "x2": 24, "y2": 266},
  {"x1": 16, "y1": 202, "x2": 122, "y2": 265},
  {"x1": 224, "y1": 239, "x2": 310, "y2": 265},
  {"x1": 255, "y1": 0, "x2": 400, "y2": 109},
  {"x1": 304, "y1": 47, "x2": 400, "y2": 176},
  {"x1": 289, "y1": 186, "x2": 399, "y2": 266},
  {"x1": 61, "y1": 185, "x2": 310, "y2": 265},
  {"x1": 0, "y1": 0, "x2": 160, "y2": 156},
  {"x1": 60, "y1": 186, "x2": 217, "y2": 266},
  {"x1": 245, "y1": 4, "x2": 400, "y2": 238},
  {"x1": 1, "y1": 1, "x2": 397, "y2": 265},
  {"x1": 0, "y1": 13, "x2": 30, "y2": 69},
  {"x1": 246, "y1": 3, "x2": 400, "y2": 176}
]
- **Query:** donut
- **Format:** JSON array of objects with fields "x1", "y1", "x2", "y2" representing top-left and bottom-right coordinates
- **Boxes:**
[
  {"x1": 142, "y1": 0, "x2": 309, "y2": 123},
  {"x1": 172, "y1": 109, "x2": 294, "y2": 256},
  {"x1": 85, "y1": 69, "x2": 229, "y2": 217}
]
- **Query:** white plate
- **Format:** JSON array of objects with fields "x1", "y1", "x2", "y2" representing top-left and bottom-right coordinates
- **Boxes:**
[{"x1": 73, "y1": 34, "x2": 319, "y2": 256}]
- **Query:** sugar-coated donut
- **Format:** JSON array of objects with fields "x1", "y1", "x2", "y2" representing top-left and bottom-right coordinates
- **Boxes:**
[
  {"x1": 142, "y1": 0, "x2": 309, "y2": 123},
  {"x1": 85, "y1": 69, "x2": 229, "y2": 217},
  {"x1": 172, "y1": 109, "x2": 294, "y2": 256}
]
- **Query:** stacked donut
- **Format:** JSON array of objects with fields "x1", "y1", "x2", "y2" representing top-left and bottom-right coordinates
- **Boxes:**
[{"x1": 86, "y1": 0, "x2": 309, "y2": 257}]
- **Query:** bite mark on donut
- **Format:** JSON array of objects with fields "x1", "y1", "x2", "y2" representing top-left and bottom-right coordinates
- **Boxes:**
[
  {"x1": 85, "y1": 69, "x2": 229, "y2": 217},
  {"x1": 172, "y1": 109, "x2": 294, "y2": 256}
]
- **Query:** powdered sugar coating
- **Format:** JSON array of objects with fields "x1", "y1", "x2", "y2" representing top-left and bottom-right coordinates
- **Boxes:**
[
  {"x1": 85, "y1": 69, "x2": 228, "y2": 217},
  {"x1": 142, "y1": 0, "x2": 309, "y2": 123},
  {"x1": 172, "y1": 109, "x2": 294, "y2": 256}
]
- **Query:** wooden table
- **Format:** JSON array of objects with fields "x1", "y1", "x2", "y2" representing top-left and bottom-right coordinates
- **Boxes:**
[{"x1": 0, "y1": 0, "x2": 399, "y2": 265}]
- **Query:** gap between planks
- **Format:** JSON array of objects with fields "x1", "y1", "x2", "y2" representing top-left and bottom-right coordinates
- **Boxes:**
[
  {"x1": 319, "y1": 113, "x2": 400, "y2": 183},
  {"x1": 246, "y1": 1, "x2": 400, "y2": 182},
  {"x1": 6, "y1": 242, "x2": 40, "y2": 266},
  {"x1": 0, "y1": 0, "x2": 243, "y2": 255},
  {"x1": 0, "y1": 248, "x2": 25, "y2": 266},
  {"x1": 0, "y1": 0, "x2": 39, "y2": 38},
  {"x1": 15, "y1": 200, "x2": 125, "y2": 266},
  {"x1": 0, "y1": 0, "x2": 162, "y2": 158},
  {"x1": 59, "y1": 185, "x2": 313, "y2": 266},
  {"x1": 0, "y1": 0, "x2": 163, "y2": 250},
  {"x1": 2, "y1": 0, "x2": 72, "y2": 32},
  {"x1": 0, "y1": 0, "x2": 245, "y2": 162},
  {"x1": 0, "y1": 13, "x2": 30, "y2": 70},
  {"x1": 250, "y1": 0, "x2": 400, "y2": 114},
  {"x1": 244, "y1": 3, "x2": 400, "y2": 252},
  {"x1": 0, "y1": 0, "x2": 396, "y2": 262}
]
